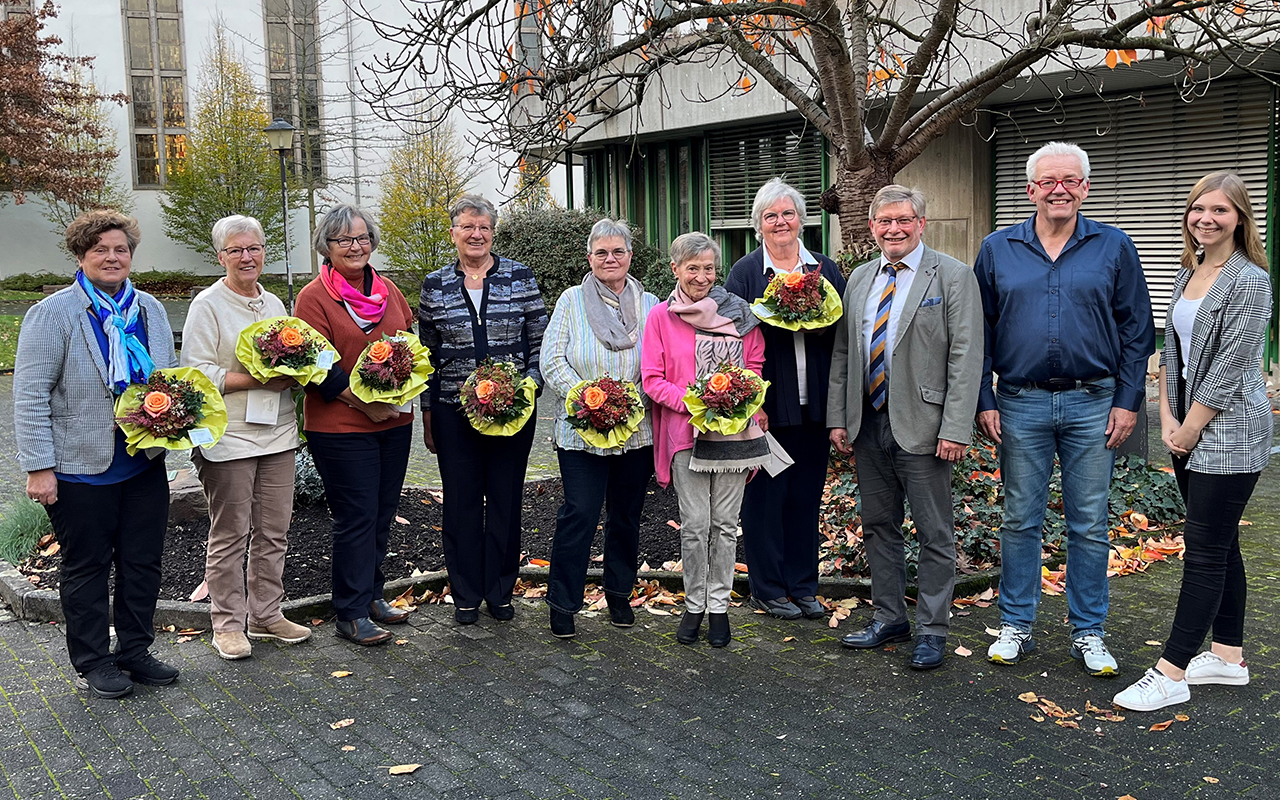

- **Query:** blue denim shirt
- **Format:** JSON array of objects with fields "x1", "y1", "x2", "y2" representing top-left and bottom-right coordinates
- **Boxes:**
[{"x1": 975, "y1": 213, "x2": 1155, "y2": 413}]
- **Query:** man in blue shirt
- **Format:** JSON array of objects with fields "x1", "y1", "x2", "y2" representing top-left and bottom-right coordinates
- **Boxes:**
[{"x1": 975, "y1": 142, "x2": 1155, "y2": 677}]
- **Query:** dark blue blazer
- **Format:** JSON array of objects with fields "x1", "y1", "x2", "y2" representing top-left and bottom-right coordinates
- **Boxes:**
[{"x1": 725, "y1": 247, "x2": 847, "y2": 428}]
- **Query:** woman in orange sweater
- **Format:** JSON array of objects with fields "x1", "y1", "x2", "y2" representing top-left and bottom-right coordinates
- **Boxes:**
[{"x1": 295, "y1": 205, "x2": 416, "y2": 646}]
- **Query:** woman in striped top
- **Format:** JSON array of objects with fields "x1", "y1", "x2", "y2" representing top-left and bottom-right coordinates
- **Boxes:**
[
  {"x1": 543, "y1": 219, "x2": 661, "y2": 639},
  {"x1": 418, "y1": 195, "x2": 549, "y2": 625}
]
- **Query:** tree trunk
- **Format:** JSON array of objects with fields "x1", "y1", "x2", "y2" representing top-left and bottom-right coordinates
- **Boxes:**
[{"x1": 819, "y1": 154, "x2": 894, "y2": 261}]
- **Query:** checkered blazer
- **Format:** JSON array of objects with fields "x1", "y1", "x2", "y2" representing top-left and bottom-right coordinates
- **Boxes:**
[
  {"x1": 13, "y1": 283, "x2": 176, "y2": 475},
  {"x1": 1161, "y1": 251, "x2": 1273, "y2": 474}
]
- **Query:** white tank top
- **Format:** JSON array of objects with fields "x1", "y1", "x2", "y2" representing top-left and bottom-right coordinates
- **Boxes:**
[{"x1": 1172, "y1": 295, "x2": 1203, "y2": 379}]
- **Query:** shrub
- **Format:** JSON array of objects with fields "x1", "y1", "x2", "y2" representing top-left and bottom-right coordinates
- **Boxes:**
[
  {"x1": 0, "y1": 497, "x2": 52, "y2": 565},
  {"x1": 0, "y1": 273, "x2": 66, "y2": 292},
  {"x1": 492, "y1": 206, "x2": 664, "y2": 309},
  {"x1": 294, "y1": 447, "x2": 326, "y2": 508}
]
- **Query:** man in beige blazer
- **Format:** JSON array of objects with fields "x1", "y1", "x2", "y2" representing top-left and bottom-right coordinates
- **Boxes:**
[{"x1": 827, "y1": 185, "x2": 983, "y2": 670}]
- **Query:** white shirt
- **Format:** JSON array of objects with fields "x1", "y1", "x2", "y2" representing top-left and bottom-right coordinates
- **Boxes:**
[
  {"x1": 1172, "y1": 295, "x2": 1203, "y2": 380},
  {"x1": 862, "y1": 241, "x2": 925, "y2": 385},
  {"x1": 466, "y1": 286, "x2": 484, "y2": 312},
  {"x1": 763, "y1": 242, "x2": 821, "y2": 405}
]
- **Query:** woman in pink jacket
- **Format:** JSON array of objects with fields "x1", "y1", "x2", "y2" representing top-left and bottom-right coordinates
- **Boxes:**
[{"x1": 641, "y1": 232, "x2": 768, "y2": 648}]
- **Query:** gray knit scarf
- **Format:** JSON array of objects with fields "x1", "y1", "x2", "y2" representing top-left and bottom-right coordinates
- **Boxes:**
[{"x1": 582, "y1": 272, "x2": 643, "y2": 351}]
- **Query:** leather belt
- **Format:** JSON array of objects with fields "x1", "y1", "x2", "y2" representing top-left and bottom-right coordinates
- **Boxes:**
[{"x1": 1023, "y1": 376, "x2": 1111, "y2": 392}]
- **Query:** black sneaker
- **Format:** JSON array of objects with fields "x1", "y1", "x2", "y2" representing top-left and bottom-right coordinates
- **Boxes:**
[
  {"x1": 606, "y1": 594, "x2": 635, "y2": 628},
  {"x1": 116, "y1": 653, "x2": 179, "y2": 686},
  {"x1": 75, "y1": 664, "x2": 133, "y2": 699},
  {"x1": 549, "y1": 608, "x2": 576, "y2": 639}
]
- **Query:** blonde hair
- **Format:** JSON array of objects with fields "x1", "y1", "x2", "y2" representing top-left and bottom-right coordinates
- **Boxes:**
[{"x1": 1180, "y1": 172, "x2": 1267, "y2": 270}]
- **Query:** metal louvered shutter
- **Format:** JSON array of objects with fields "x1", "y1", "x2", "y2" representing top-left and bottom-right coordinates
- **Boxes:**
[
  {"x1": 707, "y1": 119, "x2": 825, "y2": 228},
  {"x1": 993, "y1": 81, "x2": 1273, "y2": 327}
]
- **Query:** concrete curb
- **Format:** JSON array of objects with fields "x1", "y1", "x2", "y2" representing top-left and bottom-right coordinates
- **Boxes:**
[{"x1": 0, "y1": 560, "x2": 1002, "y2": 629}]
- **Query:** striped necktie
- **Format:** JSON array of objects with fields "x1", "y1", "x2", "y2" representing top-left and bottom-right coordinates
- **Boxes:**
[{"x1": 867, "y1": 263, "x2": 899, "y2": 410}]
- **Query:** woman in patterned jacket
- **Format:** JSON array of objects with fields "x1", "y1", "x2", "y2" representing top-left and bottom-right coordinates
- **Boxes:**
[
  {"x1": 1114, "y1": 172, "x2": 1274, "y2": 712},
  {"x1": 419, "y1": 195, "x2": 549, "y2": 625}
]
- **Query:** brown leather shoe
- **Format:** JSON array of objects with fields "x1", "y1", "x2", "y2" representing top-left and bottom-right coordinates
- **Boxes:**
[
  {"x1": 369, "y1": 598, "x2": 411, "y2": 625},
  {"x1": 335, "y1": 617, "x2": 393, "y2": 646}
]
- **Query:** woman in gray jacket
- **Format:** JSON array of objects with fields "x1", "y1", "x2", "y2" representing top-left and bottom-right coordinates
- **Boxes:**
[
  {"x1": 1114, "y1": 172, "x2": 1274, "y2": 712},
  {"x1": 14, "y1": 210, "x2": 179, "y2": 700}
]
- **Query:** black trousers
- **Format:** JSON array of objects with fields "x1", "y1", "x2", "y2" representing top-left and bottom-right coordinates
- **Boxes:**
[
  {"x1": 307, "y1": 425, "x2": 412, "y2": 621},
  {"x1": 432, "y1": 402, "x2": 536, "y2": 608},
  {"x1": 547, "y1": 446, "x2": 653, "y2": 614},
  {"x1": 1162, "y1": 456, "x2": 1260, "y2": 669},
  {"x1": 46, "y1": 460, "x2": 168, "y2": 674},
  {"x1": 739, "y1": 420, "x2": 830, "y2": 601}
]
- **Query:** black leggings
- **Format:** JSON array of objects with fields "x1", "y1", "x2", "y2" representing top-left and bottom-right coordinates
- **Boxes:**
[{"x1": 1161, "y1": 456, "x2": 1260, "y2": 670}]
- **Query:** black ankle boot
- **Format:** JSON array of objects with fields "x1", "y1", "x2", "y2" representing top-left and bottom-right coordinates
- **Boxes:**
[
  {"x1": 606, "y1": 594, "x2": 635, "y2": 628},
  {"x1": 676, "y1": 610, "x2": 703, "y2": 645},
  {"x1": 549, "y1": 607, "x2": 576, "y2": 639},
  {"x1": 708, "y1": 613, "x2": 731, "y2": 648}
]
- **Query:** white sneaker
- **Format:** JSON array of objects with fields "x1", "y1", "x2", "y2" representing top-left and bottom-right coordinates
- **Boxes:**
[
  {"x1": 1185, "y1": 652, "x2": 1250, "y2": 686},
  {"x1": 1071, "y1": 634, "x2": 1119, "y2": 676},
  {"x1": 1113, "y1": 668, "x2": 1190, "y2": 711},
  {"x1": 987, "y1": 624, "x2": 1035, "y2": 664}
]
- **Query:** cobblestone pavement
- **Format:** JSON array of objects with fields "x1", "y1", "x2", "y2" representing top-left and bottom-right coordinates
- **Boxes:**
[{"x1": 1, "y1": 489, "x2": 1278, "y2": 800}]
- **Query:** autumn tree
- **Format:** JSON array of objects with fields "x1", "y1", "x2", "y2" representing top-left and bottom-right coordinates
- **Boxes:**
[
  {"x1": 160, "y1": 27, "x2": 299, "y2": 263},
  {"x1": 38, "y1": 65, "x2": 133, "y2": 245},
  {"x1": 378, "y1": 121, "x2": 479, "y2": 278},
  {"x1": 0, "y1": 2, "x2": 127, "y2": 207},
  {"x1": 506, "y1": 157, "x2": 555, "y2": 213},
  {"x1": 358, "y1": 0, "x2": 1280, "y2": 250}
]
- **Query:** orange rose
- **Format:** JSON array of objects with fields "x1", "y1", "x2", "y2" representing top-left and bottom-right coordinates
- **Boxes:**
[
  {"x1": 279, "y1": 327, "x2": 305, "y2": 347},
  {"x1": 142, "y1": 391, "x2": 172, "y2": 418},
  {"x1": 475, "y1": 379, "x2": 496, "y2": 403},
  {"x1": 367, "y1": 340, "x2": 393, "y2": 364},
  {"x1": 782, "y1": 271, "x2": 805, "y2": 289},
  {"x1": 582, "y1": 386, "x2": 608, "y2": 410},
  {"x1": 708, "y1": 372, "x2": 731, "y2": 392}
]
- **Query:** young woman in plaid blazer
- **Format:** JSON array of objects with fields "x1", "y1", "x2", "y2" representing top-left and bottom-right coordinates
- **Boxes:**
[{"x1": 1115, "y1": 172, "x2": 1274, "y2": 712}]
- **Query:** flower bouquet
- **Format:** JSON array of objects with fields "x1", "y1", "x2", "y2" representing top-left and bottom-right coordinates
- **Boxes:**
[
  {"x1": 459, "y1": 359, "x2": 537, "y2": 436},
  {"x1": 682, "y1": 364, "x2": 769, "y2": 435},
  {"x1": 114, "y1": 367, "x2": 228, "y2": 455},
  {"x1": 236, "y1": 317, "x2": 337, "y2": 386},
  {"x1": 751, "y1": 269, "x2": 843, "y2": 330},
  {"x1": 564, "y1": 376, "x2": 645, "y2": 450},
  {"x1": 349, "y1": 331, "x2": 435, "y2": 407}
]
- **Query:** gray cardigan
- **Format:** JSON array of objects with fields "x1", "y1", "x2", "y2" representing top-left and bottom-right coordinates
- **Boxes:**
[
  {"x1": 1161, "y1": 251, "x2": 1273, "y2": 474},
  {"x1": 14, "y1": 283, "x2": 176, "y2": 475}
]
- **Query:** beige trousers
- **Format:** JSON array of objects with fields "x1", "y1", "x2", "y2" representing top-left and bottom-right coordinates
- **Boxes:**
[
  {"x1": 669, "y1": 450, "x2": 747, "y2": 614},
  {"x1": 194, "y1": 449, "x2": 296, "y2": 632}
]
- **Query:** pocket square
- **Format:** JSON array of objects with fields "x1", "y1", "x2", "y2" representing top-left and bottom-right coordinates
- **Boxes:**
[{"x1": 920, "y1": 296, "x2": 943, "y2": 307}]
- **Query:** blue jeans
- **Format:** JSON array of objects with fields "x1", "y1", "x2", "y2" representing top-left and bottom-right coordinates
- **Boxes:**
[{"x1": 996, "y1": 378, "x2": 1117, "y2": 638}]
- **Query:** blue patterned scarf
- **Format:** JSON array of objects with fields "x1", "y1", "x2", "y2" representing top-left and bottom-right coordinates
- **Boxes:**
[{"x1": 76, "y1": 270, "x2": 155, "y2": 394}]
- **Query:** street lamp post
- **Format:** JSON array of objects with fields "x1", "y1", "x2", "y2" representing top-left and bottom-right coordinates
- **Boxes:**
[{"x1": 263, "y1": 118, "x2": 297, "y2": 312}]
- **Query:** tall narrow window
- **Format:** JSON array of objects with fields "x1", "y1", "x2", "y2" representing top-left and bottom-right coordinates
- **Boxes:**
[
  {"x1": 263, "y1": 0, "x2": 324, "y2": 182},
  {"x1": 124, "y1": 0, "x2": 188, "y2": 187}
]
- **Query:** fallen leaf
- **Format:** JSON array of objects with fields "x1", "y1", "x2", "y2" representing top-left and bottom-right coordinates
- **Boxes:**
[
  {"x1": 733, "y1": 562, "x2": 749, "y2": 573},
  {"x1": 330, "y1": 719, "x2": 354, "y2": 729},
  {"x1": 1175, "y1": 714, "x2": 1189, "y2": 722},
  {"x1": 985, "y1": 627, "x2": 1002, "y2": 636},
  {"x1": 429, "y1": 489, "x2": 444, "y2": 503},
  {"x1": 1119, "y1": 795, "x2": 1138, "y2": 800},
  {"x1": 176, "y1": 628, "x2": 204, "y2": 635},
  {"x1": 395, "y1": 639, "x2": 408, "y2": 645},
  {"x1": 782, "y1": 636, "x2": 795, "y2": 643},
  {"x1": 38, "y1": 541, "x2": 60, "y2": 557},
  {"x1": 1144, "y1": 640, "x2": 1162, "y2": 646},
  {"x1": 644, "y1": 606, "x2": 671, "y2": 616},
  {"x1": 394, "y1": 515, "x2": 409, "y2": 525},
  {"x1": 954, "y1": 645, "x2": 973, "y2": 657},
  {"x1": 341, "y1": 745, "x2": 356, "y2": 752},
  {"x1": 1030, "y1": 714, "x2": 1045, "y2": 722},
  {"x1": 666, "y1": 519, "x2": 682, "y2": 530},
  {"x1": 311, "y1": 618, "x2": 324, "y2": 626},
  {"x1": 331, "y1": 670, "x2": 352, "y2": 678},
  {"x1": 528, "y1": 558, "x2": 550, "y2": 567},
  {"x1": 1203, "y1": 776, "x2": 1219, "y2": 784},
  {"x1": 176, "y1": 635, "x2": 194, "y2": 643},
  {"x1": 827, "y1": 615, "x2": 840, "y2": 629},
  {"x1": 1055, "y1": 719, "x2": 1079, "y2": 729},
  {"x1": 775, "y1": 734, "x2": 786, "y2": 740},
  {"x1": 1149, "y1": 719, "x2": 1174, "y2": 731},
  {"x1": 387, "y1": 764, "x2": 421, "y2": 775},
  {"x1": 1017, "y1": 692, "x2": 1040, "y2": 703}
]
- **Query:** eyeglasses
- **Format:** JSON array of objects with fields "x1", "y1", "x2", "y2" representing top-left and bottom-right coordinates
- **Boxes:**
[
  {"x1": 327, "y1": 235, "x2": 371, "y2": 248},
  {"x1": 1032, "y1": 178, "x2": 1085, "y2": 192},
  {"x1": 871, "y1": 215, "x2": 919, "y2": 229},
  {"x1": 221, "y1": 245, "x2": 264, "y2": 258},
  {"x1": 454, "y1": 224, "x2": 493, "y2": 236},
  {"x1": 762, "y1": 209, "x2": 798, "y2": 224},
  {"x1": 590, "y1": 248, "x2": 630, "y2": 261}
]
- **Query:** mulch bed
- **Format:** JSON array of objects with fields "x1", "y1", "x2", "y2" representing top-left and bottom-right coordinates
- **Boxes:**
[{"x1": 23, "y1": 478, "x2": 742, "y2": 603}]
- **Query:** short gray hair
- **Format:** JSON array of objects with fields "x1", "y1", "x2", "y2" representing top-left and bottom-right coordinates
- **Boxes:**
[
  {"x1": 868, "y1": 185, "x2": 926, "y2": 220},
  {"x1": 587, "y1": 218, "x2": 633, "y2": 253},
  {"x1": 750, "y1": 177, "x2": 808, "y2": 239},
  {"x1": 212, "y1": 215, "x2": 265, "y2": 252},
  {"x1": 1025, "y1": 141, "x2": 1091, "y2": 182},
  {"x1": 312, "y1": 204, "x2": 381, "y2": 257},
  {"x1": 669, "y1": 232, "x2": 720, "y2": 267},
  {"x1": 450, "y1": 194, "x2": 498, "y2": 228}
]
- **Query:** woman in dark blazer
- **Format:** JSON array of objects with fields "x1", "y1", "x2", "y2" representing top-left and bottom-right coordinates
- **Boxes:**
[
  {"x1": 724, "y1": 178, "x2": 847, "y2": 621},
  {"x1": 1114, "y1": 172, "x2": 1273, "y2": 712},
  {"x1": 14, "y1": 210, "x2": 178, "y2": 699}
]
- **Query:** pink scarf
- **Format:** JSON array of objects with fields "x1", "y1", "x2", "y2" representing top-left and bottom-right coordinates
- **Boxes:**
[
  {"x1": 667, "y1": 285, "x2": 739, "y2": 336},
  {"x1": 320, "y1": 264, "x2": 388, "y2": 329}
]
